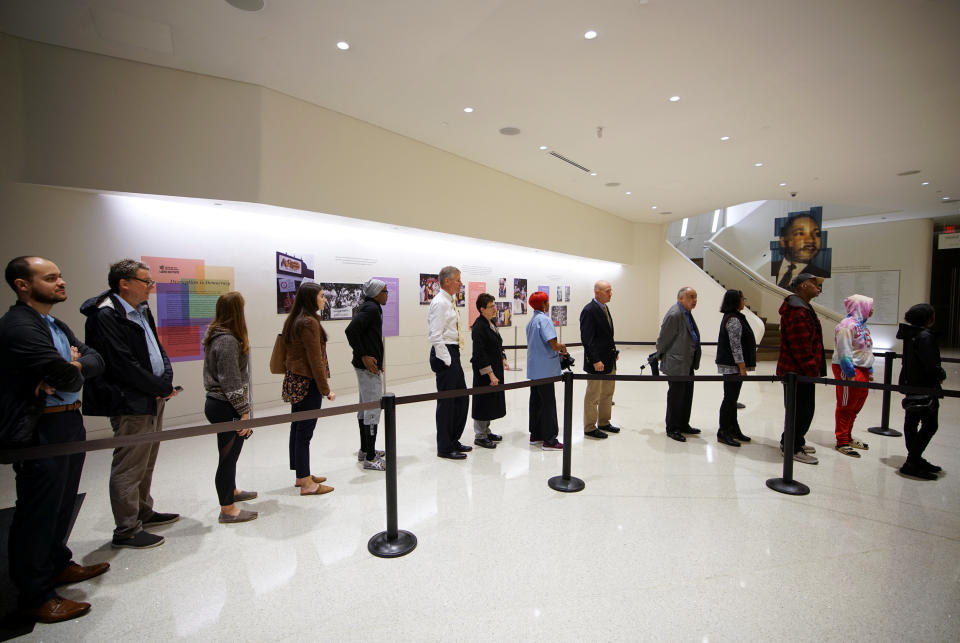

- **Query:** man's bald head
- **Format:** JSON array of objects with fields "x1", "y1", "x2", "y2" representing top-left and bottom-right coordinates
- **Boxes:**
[{"x1": 594, "y1": 280, "x2": 612, "y2": 304}]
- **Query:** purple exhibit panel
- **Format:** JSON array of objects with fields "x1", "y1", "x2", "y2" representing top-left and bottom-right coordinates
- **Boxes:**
[{"x1": 374, "y1": 276, "x2": 400, "y2": 337}]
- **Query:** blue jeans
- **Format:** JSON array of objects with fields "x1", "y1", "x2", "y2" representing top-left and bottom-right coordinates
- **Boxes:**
[{"x1": 289, "y1": 380, "x2": 323, "y2": 478}]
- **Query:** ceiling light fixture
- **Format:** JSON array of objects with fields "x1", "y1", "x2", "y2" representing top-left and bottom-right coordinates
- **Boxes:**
[
  {"x1": 336, "y1": 41, "x2": 350, "y2": 50},
  {"x1": 584, "y1": 30, "x2": 598, "y2": 39},
  {"x1": 651, "y1": 206, "x2": 657, "y2": 210},
  {"x1": 539, "y1": 145, "x2": 548, "y2": 150},
  {"x1": 779, "y1": 182, "x2": 787, "y2": 187},
  {"x1": 625, "y1": 191, "x2": 632, "y2": 195},
  {"x1": 754, "y1": 162, "x2": 764, "y2": 167},
  {"x1": 669, "y1": 96, "x2": 680, "y2": 102},
  {"x1": 499, "y1": 127, "x2": 521, "y2": 135},
  {"x1": 589, "y1": 172, "x2": 597, "y2": 176},
  {"x1": 720, "y1": 136, "x2": 730, "y2": 141},
  {"x1": 921, "y1": 181, "x2": 930, "y2": 186},
  {"x1": 225, "y1": 0, "x2": 264, "y2": 11},
  {"x1": 463, "y1": 107, "x2": 474, "y2": 113}
]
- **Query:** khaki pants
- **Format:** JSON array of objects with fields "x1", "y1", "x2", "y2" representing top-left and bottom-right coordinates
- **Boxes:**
[
  {"x1": 583, "y1": 369, "x2": 616, "y2": 430},
  {"x1": 109, "y1": 399, "x2": 165, "y2": 538}
]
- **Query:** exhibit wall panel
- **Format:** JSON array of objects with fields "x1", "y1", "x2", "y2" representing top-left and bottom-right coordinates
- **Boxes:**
[{"x1": 0, "y1": 183, "x2": 638, "y2": 431}]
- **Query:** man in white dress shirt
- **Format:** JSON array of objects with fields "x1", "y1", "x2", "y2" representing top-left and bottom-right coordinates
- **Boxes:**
[{"x1": 427, "y1": 265, "x2": 472, "y2": 460}]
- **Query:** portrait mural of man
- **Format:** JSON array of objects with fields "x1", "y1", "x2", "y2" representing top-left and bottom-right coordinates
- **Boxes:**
[{"x1": 770, "y1": 206, "x2": 832, "y2": 288}]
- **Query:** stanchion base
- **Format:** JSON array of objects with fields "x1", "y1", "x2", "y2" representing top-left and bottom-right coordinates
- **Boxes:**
[
  {"x1": 867, "y1": 426, "x2": 902, "y2": 437},
  {"x1": 548, "y1": 475, "x2": 585, "y2": 493},
  {"x1": 765, "y1": 477, "x2": 810, "y2": 496},
  {"x1": 367, "y1": 530, "x2": 417, "y2": 558}
]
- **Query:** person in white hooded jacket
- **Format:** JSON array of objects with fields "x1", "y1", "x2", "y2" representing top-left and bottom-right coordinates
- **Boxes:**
[{"x1": 831, "y1": 294, "x2": 874, "y2": 457}]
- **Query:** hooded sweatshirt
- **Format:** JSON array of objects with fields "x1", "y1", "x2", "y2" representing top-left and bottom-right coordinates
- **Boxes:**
[{"x1": 832, "y1": 294, "x2": 874, "y2": 378}]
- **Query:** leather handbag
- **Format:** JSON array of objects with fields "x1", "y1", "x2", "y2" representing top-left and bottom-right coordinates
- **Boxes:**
[{"x1": 901, "y1": 394, "x2": 933, "y2": 414}]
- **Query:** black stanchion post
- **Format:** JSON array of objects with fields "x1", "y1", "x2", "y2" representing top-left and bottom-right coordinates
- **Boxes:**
[
  {"x1": 868, "y1": 351, "x2": 902, "y2": 437},
  {"x1": 766, "y1": 372, "x2": 810, "y2": 495},
  {"x1": 368, "y1": 393, "x2": 417, "y2": 558},
  {"x1": 549, "y1": 371, "x2": 585, "y2": 493}
]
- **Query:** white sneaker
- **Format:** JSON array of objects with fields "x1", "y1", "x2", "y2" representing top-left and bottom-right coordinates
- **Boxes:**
[
  {"x1": 357, "y1": 449, "x2": 386, "y2": 461},
  {"x1": 362, "y1": 456, "x2": 386, "y2": 471}
]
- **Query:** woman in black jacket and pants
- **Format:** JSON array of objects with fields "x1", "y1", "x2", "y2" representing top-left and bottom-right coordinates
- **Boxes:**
[
  {"x1": 470, "y1": 293, "x2": 508, "y2": 449},
  {"x1": 896, "y1": 303, "x2": 946, "y2": 480}
]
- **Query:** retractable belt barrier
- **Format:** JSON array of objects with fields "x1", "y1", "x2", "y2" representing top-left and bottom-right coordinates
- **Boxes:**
[{"x1": 2, "y1": 347, "x2": 956, "y2": 558}]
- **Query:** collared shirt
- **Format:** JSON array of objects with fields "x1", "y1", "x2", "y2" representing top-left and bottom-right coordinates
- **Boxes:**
[
  {"x1": 594, "y1": 297, "x2": 613, "y2": 327},
  {"x1": 427, "y1": 289, "x2": 462, "y2": 365},
  {"x1": 684, "y1": 310, "x2": 700, "y2": 348},
  {"x1": 526, "y1": 309, "x2": 560, "y2": 379},
  {"x1": 118, "y1": 297, "x2": 165, "y2": 377},
  {"x1": 777, "y1": 261, "x2": 808, "y2": 289},
  {"x1": 44, "y1": 315, "x2": 79, "y2": 406}
]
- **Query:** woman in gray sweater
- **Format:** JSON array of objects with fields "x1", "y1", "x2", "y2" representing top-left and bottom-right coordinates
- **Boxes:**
[{"x1": 202, "y1": 291, "x2": 258, "y2": 523}]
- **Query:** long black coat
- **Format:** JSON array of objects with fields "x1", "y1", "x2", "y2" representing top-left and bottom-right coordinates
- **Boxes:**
[{"x1": 470, "y1": 317, "x2": 506, "y2": 421}]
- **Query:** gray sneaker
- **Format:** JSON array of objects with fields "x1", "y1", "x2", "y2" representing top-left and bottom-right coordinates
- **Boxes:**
[
  {"x1": 357, "y1": 449, "x2": 386, "y2": 461},
  {"x1": 793, "y1": 450, "x2": 818, "y2": 465},
  {"x1": 362, "y1": 456, "x2": 386, "y2": 471},
  {"x1": 801, "y1": 445, "x2": 816, "y2": 454}
]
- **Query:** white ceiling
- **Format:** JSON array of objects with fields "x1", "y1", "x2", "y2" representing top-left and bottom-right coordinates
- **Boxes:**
[{"x1": 3, "y1": 0, "x2": 959, "y2": 224}]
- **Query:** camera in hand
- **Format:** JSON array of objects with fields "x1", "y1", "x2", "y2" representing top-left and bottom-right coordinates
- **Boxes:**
[{"x1": 560, "y1": 353, "x2": 576, "y2": 371}]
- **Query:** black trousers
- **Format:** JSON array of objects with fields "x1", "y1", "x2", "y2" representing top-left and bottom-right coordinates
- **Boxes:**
[
  {"x1": 430, "y1": 345, "x2": 468, "y2": 452},
  {"x1": 204, "y1": 397, "x2": 246, "y2": 506},
  {"x1": 903, "y1": 400, "x2": 939, "y2": 463},
  {"x1": 665, "y1": 369, "x2": 695, "y2": 431},
  {"x1": 781, "y1": 380, "x2": 815, "y2": 452},
  {"x1": 289, "y1": 380, "x2": 323, "y2": 478},
  {"x1": 718, "y1": 379, "x2": 743, "y2": 433},
  {"x1": 529, "y1": 383, "x2": 559, "y2": 443},
  {"x1": 9, "y1": 410, "x2": 85, "y2": 609}
]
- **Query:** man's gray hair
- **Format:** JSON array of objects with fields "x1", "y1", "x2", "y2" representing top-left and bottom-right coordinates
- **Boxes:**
[
  {"x1": 676, "y1": 286, "x2": 692, "y2": 299},
  {"x1": 439, "y1": 265, "x2": 460, "y2": 286},
  {"x1": 108, "y1": 259, "x2": 150, "y2": 291}
]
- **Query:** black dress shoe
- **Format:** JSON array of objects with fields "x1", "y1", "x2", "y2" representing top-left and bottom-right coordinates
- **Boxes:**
[
  {"x1": 584, "y1": 428, "x2": 608, "y2": 439},
  {"x1": 733, "y1": 430, "x2": 751, "y2": 442},
  {"x1": 717, "y1": 432, "x2": 741, "y2": 447},
  {"x1": 666, "y1": 430, "x2": 686, "y2": 442},
  {"x1": 454, "y1": 443, "x2": 473, "y2": 452},
  {"x1": 680, "y1": 426, "x2": 701, "y2": 434},
  {"x1": 736, "y1": 402, "x2": 746, "y2": 409},
  {"x1": 474, "y1": 437, "x2": 497, "y2": 449},
  {"x1": 437, "y1": 451, "x2": 467, "y2": 460},
  {"x1": 598, "y1": 424, "x2": 620, "y2": 433},
  {"x1": 487, "y1": 432, "x2": 503, "y2": 442}
]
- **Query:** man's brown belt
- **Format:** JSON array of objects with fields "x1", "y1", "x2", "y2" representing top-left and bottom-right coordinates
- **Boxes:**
[{"x1": 42, "y1": 401, "x2": 82, "y2": 414}]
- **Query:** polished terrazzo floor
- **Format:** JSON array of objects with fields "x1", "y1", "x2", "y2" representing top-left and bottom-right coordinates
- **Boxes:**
[{"x1": 1, "y1": 347, "x2": 958, "y2": 642}]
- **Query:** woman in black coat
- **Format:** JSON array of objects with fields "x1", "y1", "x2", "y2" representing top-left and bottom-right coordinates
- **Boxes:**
[
  {"x1": 896, "y1": 303, "x2": 946, "y2": 480},
  {"x1": 471, "y1": 293, "x2": 509, "y2": 449}
]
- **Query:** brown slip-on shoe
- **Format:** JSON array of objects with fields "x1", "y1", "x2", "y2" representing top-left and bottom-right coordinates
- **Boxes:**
[
  {"x1": 233, "y1": 490, "x2": 258, "y2": 502},
  {"x1": 219, "y1": 509, "x2": 259, "y2": 524},
  {"x1": 53, "y1": 561, "x2": 110, "y2": 586},
  {"x1": 294, "y1": 475, "x2": 327, "y2": 487},
  {"x1": 26, "y1": 596, "x2": 91, "y2": 623},
  {"x1": 300, "y1": 484, "x2": 334, "y2": 496}
]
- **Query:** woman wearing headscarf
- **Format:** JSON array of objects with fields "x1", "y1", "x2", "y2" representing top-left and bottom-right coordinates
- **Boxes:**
[{"x1": 831, "y1": 294, "x2": 874, "y2": 457}]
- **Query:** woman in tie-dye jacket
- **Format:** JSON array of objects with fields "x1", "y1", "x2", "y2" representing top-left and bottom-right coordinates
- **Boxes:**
[{"x1": 831, "y1": 294, "x2": 874, "y2": 457}]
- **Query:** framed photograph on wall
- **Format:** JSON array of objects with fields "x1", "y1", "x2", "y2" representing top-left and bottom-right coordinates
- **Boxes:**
[{"x1": 419, "y1": 273, "x2": 439, "y2": 305}]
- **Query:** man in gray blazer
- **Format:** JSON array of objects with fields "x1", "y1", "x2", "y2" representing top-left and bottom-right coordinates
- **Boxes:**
[{"x1": 656, "y1": 287, "x2": 702, "y2": 442}]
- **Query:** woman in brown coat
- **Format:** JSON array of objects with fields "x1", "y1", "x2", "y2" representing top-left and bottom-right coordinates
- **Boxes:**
[{"x1": 270, "y1": 282, "x2": 336, "y2": 495}]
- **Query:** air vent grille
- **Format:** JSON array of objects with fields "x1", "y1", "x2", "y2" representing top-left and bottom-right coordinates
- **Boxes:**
[{"x1": 548, "y1": 151, "x2": 591, "y2": 173}]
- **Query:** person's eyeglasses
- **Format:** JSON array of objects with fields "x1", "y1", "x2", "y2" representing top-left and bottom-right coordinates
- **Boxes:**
[{"x1": 130, "y1": 277, "x2": 156, "y2": 286}]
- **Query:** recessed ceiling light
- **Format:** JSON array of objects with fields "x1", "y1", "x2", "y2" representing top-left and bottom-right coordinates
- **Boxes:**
[
  {"x1": 499, "y1": 127, "x2": 521, "y2": 136},
  {"x1": 463, "y1": 107, "x2": 474, "y2": 113},
  {"x1": 651, "y1": 206, "x2": 657, "y2": 210},
  {"x1": 336, "y1": 41, "x2": 350, "y2": 50},
  {"x1": 604, "y1": 182, "x2": 621, "y2": 187},
  {"x1": 921, "y1": 181, "x2": 930, "y2": 186},
  {"x1": 779, "y1": 182, "x2": 787, "y2": 187},
  {"x1": 625, "y1": 191, "x2": 632, "y2": 195},
  {"x1": 539, "y1": 145, "x2": 548, "y2": 150},
  {"x1": 669, "y1": 96, "x2": 680, "y2": 102},
  {"x1": 754, "y1": 162, "x2": 764, "y2": 167},
  {"x1": 943, "y1": 196, "x2": 951, "y2": 200},
  {"x1": 589, "y1": 172, "x2": 597, "y2": 176},
  {"x1": 225, "y1": 0, "x2": 264, "y2": 11},
  {"x1": 584, "y1": 30, "x2": 598, "y2": 39},
  {"x1": 720, "y1": 136, "x2": 730, "y2": 141}
]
